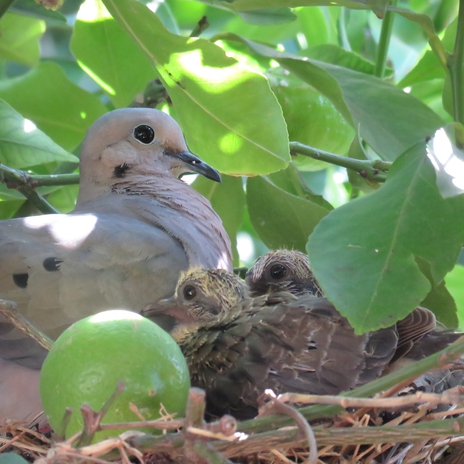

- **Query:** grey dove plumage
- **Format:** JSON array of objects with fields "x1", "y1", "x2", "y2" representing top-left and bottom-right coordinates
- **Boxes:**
[{"x1": 0, "y1": 108, "x2": 232, "y2": 424}]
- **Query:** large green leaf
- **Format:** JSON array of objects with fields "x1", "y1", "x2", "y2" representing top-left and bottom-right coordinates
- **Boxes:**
[
  {"x1": 104, "y1": 0, "x2": 290, "y2": 176},
  {"x1": 267, "y1": 68, "x2": 354, "y2": 170},
  {"x1": 219, "y1": 34, "x2": 443, "y2": 161},
  {"x1": 193, "y1": 175, "x2": 245, "y2": 266},
  {"x1": 247, "y1": 166, "x2": 331, "y2": 250},
  {"x1": 0, "y1": 12, "x2": 45, "y2": 66},
  {"x1": 0, "y1": 62, "x2": 107, "y2": 152},
  {"x1": 0, "y1": 100, "x2": 77, "y2": 168},
  {"x1": 307, "y1": 142, "x2": 464, "y2": 333},
  {"x1": 71, "y1": 0, "x2": 158, "y2": 108}
]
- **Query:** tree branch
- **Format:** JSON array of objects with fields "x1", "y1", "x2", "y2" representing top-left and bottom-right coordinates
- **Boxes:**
[
  {"x1": 374, "y1": 0, "x2": 398, "y2": 78},
  {"x1": 289, "y1": 142, "x2": 390, "y2": 183}
]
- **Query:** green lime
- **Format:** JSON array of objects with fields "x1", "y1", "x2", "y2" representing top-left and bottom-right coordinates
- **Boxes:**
[{"x1": 39, "y1": 310, "x2": 190, "y2": 441}]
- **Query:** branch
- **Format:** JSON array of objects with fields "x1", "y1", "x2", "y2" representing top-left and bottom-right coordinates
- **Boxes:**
[
  {"x1": 289, "y1": 142, "x2": 390, "y2": 182},
  {"x1": 0, "y1": 163, "x2": 79, "y2": 214},
  {"x1": 0, "y1": 299, "x2": 53, "y2": 351},
  {"x1": 374, "y1": 0, "x2": 398, "y2": 78}
]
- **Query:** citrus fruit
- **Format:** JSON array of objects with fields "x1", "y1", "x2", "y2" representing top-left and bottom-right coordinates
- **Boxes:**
[{"x1": 39, "y1": 310, "x2": 190, "y2": 441}]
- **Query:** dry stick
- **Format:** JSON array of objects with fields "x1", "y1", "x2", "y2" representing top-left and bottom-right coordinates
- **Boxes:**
[
  {"x1": 128, "y1": 415, "x2": 464, "y2": 459},
  {"x1": 183, "y1": 387, "x2": 207, "y2": 464},
  {"x1": 0, "y1": 299, "x2": 53, "y2": 351},
  {"x1": 278, "y1": 390, "x2": 464, "y2": 409},
  {"x1": 76, "y1": 381, "x2": 126, "y2": 447},
  {"x1": 259, "y1": 393, "x2": 318, "y2": 464}
]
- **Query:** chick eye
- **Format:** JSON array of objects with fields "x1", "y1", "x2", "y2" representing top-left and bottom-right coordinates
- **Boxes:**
[
  {"x1": 183, "y1": 285, "x2": 197, "y2": 300},
  {"x1": 269, "y1": 263, "x2": 287, "y2": 280},
  {"x1": 134, "y1": 124, "x2": 155, "y2": 144}
]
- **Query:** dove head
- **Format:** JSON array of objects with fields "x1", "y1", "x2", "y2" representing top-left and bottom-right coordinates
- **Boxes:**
[
  {"x1": 145, "y1": 268, "x2": 248, "y2": 326},
  {"x1": 245, "y1": 250, "x2": 324, "y2": 297},
  {"x1": 77, "y1": 108, "x2": 220, "y2": 203}
]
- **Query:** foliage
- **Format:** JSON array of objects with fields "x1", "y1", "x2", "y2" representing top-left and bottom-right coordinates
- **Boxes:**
[{"x1": 0, "y1": 0, "x2": 462, "y2": 333}]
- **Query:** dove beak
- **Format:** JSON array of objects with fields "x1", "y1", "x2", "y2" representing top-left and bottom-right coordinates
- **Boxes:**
[
  {"x1": 168, "y1": 150, "x2": 222, "y2": 183},
  {"x1": 143, "y1": 298, "x2": 197, "y2": 324}
]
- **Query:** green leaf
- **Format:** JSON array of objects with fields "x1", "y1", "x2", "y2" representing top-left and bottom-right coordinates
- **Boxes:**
[
  {"x1": 219, "y1": 34, "x2": 443, "y2": 161},
  {"x1": 398, "y1": 51, "x2": 444, "y2": 88},
  {"x1": 445, "y1": 264, "x2": 464, "y2": 329},
  {"x1": 0, "y1": 452, "x2": 30, "y2": 464},
  {"x1": 0, "y1": 100, "x2": 78, "y2": 168},
  {"x1": 416, "y1": 255, "x2": 458, "y2": 327},
  {"x1": 193, "y1": 174, "x2": 245, "y2": 266},
  {"x1": 267, "y1": 67, "x2": 354, "y2": 171},
  {"x1": 104, "y1": 0, "x2": 290, "y2": 176},
  {"x1": 0, "y1": 62, "x2": 107, "y2": 152},
  {"x1": 71, "y1": 0, "x2": 158, "y2": 108},
  {"x1": 300, "y1": 44, "x2": 392, "y2": 77},
  {"x1": 307, "y1": 142, "x2": 464, "y2": 333},
  {"x1": 0, "y1": 12, "x2": 45, "y2": 66},
  {"x1": 247, "y1": 167, "x2": 331, "y2": 251},
  {"x1": 237, "y1": 8, "x2": 297, "y2": 25}
]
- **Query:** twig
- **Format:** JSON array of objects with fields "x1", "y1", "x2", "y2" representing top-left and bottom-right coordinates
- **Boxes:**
[
  {"x1": 0, "y1": 299, "x2": 53, "y2": 351},
  {"x1": 0, "y1": 163, "x2": 80, "y2": 214},
  {"x1": 374, "y1": 0, "x2": 398, "y2": 78},
  {"x1": 259, "y1": 391, "x2": 318, "y2": 464},
  {"x1": 278, "y1": 390, "x2": 464, "y2": 409},
  {"x1": 289, "y1": 142, "x2": 389, "y2": 183},
  {"x1": 76, "y1": 381, "x2": 126, "y2": 447},
  {"x1": 190, "y1": 16, "x2": 209, "y2": 38},
  {"x1": 100, "y1": 418, "x2": 184, "y2": 431},
  {"x1": 128, "y1": 415, "x2": 464, "y2": 459},
  {"x1": 183, "y1": 387, "x2": 207, "y2": 463},
  {"x1": 193, "y1": 442, "x2": 234, "y2": 464}
]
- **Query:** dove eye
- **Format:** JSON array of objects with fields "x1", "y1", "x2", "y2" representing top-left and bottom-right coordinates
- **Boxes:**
[
  {"x1": 183, "y1": 285, "x2": 197, "y2": 300},
  {"x1": 134, "y1": 124, "x2": 155, "y2": 144},
  {"x1": 269, "y1": 263, "x2": 287, "y2": 280}
]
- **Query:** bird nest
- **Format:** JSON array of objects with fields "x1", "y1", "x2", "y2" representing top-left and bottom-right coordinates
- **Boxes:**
[{"x1": 3, "y1": 338, "x2": 464, "y2": 464}]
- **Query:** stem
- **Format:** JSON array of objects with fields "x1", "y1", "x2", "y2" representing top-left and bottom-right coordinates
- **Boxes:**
[
  {"x1": 448, "y1": 0, "x2": 464, "y2": 130},
  {"x1": 290, "y1": 142, "x2": 390, "y2": 182},
  {"x1": 190, "y1": 16, "x2": 209, "y2": 38},
  {"x1": 0, "y1": 299, "x2": 53, "y2": 351},
  {"x1": 16, "y1": 188, "x2": 59, "y2": 214},
  {"x1": 0, "y1": 164, "x2": 80, "y2": 214},
  {"x1": 374, "y1": 0, "x2": 398, "y2": 78}
]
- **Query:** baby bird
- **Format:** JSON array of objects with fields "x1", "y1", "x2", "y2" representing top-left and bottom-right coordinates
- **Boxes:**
[
  {"x1": 246, "y1": 250, "x2": 464, "y2": 389},
  {"x1": 245, "y1": 250, "x2": 324, "y2": 297},
  {"x1": 145, "y1": 268, "x2": 400, "y2": 419}
]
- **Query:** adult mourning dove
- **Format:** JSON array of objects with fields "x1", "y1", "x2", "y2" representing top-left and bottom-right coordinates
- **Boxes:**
[
  {"x1": 145, "y1": 268, "x2": 400, "y2": 419},
  {"x1": 0, "y1": 108, "x2": 232, "y2": 424}
]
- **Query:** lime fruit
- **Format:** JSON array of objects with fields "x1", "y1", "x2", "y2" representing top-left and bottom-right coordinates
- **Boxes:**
[{"x1": 39, "y1": 310, "x2": 190, "y2": 441}]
